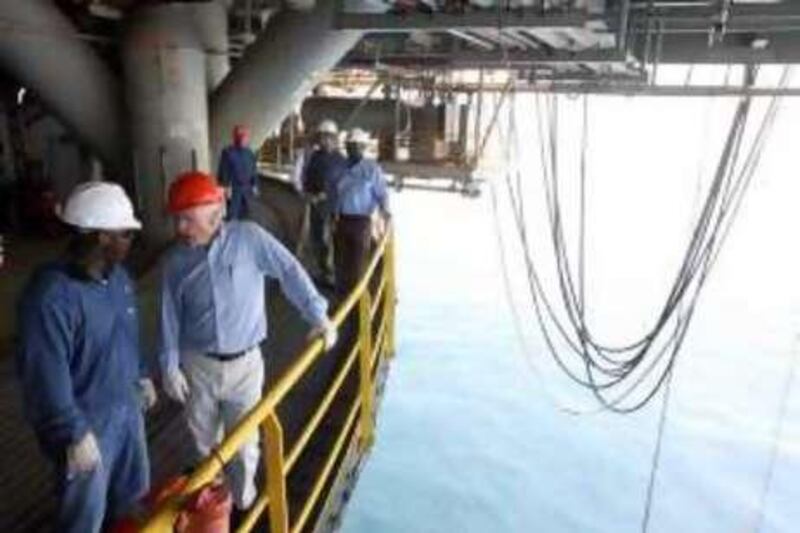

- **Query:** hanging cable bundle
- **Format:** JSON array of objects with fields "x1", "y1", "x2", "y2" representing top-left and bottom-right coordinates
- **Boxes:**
[{"x1": 500, "y1": 66, "x2": 792, "y2": 412}]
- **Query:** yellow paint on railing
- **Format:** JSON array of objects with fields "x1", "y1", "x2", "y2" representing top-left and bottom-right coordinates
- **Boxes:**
[
  {"x1": 371, "y1": 274, "x2": 388, "y2": 319},
  {"x1": 292, "y1": 396, "x2": 362, "y2": 533},
  {"x1": 285, "y1": 343, "x2": 360, "y2": 473},
  {"x1": 358, "y1": 291, "x2": 375, "y2": 451},
  {"x1": 384, "y1": 236, "x2": 397, "y2": 357},
  {"x1": 264, "y1": 413, "x2": 289, "y2": 533}
]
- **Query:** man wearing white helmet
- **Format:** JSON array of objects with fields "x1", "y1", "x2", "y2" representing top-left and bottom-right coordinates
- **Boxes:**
[
  {"x1": 301, "y1": 119, "x2": 347, "y2": 286},
  {"x1": 16, "y1": 182, "x2": 155, "y2": 532},
  {"x1": 332, "y1": 128, "x2": 391, "y2": 297}
]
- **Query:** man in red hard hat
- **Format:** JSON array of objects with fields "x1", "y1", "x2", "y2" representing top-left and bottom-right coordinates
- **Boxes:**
[
  {"x1": 218, "y1": 125, "x2": 259, "y2": 220},
  {"x1": 158, "y1": 170, "x2": 337, "y2": 513}
]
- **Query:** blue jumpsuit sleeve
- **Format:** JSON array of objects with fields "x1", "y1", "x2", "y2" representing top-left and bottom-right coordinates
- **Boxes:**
[
  {"x1": 248, "y1": 224, "x2": 329, "y2": 325},
  {"x1": 158, "y1": 262, "x2": 182, "y2": 373},
  {"x1": 16, "y1": 288, "x2": 90, "y2": 451}
]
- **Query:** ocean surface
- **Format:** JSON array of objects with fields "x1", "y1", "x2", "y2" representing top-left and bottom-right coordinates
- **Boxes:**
[{"x1": 341, "y1": 87, "x2": 800, "y2": 533}]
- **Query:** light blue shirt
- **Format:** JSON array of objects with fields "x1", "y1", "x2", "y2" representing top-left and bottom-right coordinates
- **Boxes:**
[
  {"x1": 159, "y1": 221, "x2": 328, "y2": 372},
  {"x1": 334, "y1": 158, "x2": 390, "y2": 217}
]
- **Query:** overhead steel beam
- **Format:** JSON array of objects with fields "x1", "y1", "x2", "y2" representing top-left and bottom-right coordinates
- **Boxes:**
[
  {"x1": 342, "y1": 48, "x2": 630, "y2": 69},
  {"x1": 627, "y1": 2, "x2": 800, "y2": 20},
  {"x1": 523, "y1": 84, "x2": 800, "y2": 97},
  {"x1": 334, "y1": 5, "x2": 800, "y2": 35},
  {"x1": 355, "y1": 27, "x2": 800, "y2": 66},
  {"x1": 334, "y1": 10, "x2": 594, "y2": 32},
  {"x1": 426, "y1": 82, "x2": 800, "y2": 97},
  {"x1": 633, "y1": 32, "x2": 800, "y2": 64},
  {"x1": 447, "y1": 29, "x2": 495, "y2": 50}
]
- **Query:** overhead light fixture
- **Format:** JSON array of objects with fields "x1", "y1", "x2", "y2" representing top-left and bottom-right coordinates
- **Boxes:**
[{"x1": 17, "y1": 87, "x2": 26, "y2": 106}]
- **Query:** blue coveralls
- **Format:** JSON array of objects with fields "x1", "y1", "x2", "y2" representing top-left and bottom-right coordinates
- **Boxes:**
[
  {"x1": 302, "y1": 148, "x2": 347, "y2": 280},
  {"x1": 16, "y1": 262, "x2": 150, "y2": 533},
  {"x1": 218, "y1": 145, "x2": 259, "y2": 220}
]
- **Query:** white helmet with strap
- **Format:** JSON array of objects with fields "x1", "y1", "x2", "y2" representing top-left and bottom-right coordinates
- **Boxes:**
[
  {"x1": 60, "y1": 182, "x2": 142, "y2": 231},
  {"x1": 317, "y1": 119, "x2": 338, "y2": 135},
  {"x1": 346, "y1": 128, "x2": 370, "y2": 145}
]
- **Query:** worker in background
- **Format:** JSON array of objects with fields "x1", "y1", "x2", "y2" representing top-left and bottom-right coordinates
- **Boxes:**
[
  {"x1": 302, "y1": 119, "x2": 347, "y2": 287},
  {"x1": 333, "y1": 128, "x2": 391, "y2": 297},
  {"x1": 218, "y1": 124, "x2": 259, "y2": 220},
  {"x1": 158, "y1": 171, "x2": 338, "y2": 515},
  {"x1": 16, "y1": 182, "x2": 155, "y2": 533}
]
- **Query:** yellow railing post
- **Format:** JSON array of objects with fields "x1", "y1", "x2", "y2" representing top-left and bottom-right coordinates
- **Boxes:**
[
  {"x1": 263, "y1": 413, "x2": 289, "y2": 533},
  {"x1": 358, "y1": 290, "x2": 375, "y2": 450},
  {"x1": 384, "y1": 232, "x2": 396, "y2": 358}
]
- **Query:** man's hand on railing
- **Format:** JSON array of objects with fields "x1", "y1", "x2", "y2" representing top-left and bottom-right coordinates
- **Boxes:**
[{"x1": 309, "y1": 318, "x2": 338, "y2": 350}]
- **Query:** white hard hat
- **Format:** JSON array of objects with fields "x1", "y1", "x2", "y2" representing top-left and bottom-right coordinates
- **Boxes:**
[
  {"x1": 317, "y1": 119, "x2": 338, "y2": 135},
  {"x1": 346, "y1": 128, "x2": 370, "y2": 145},
  {"x1": 60, "y1": 181, "x2": 142, "y2": 231}
]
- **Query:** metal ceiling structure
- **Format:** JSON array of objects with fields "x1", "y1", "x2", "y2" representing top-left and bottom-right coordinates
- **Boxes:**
[
  {"x1": 40, "y1": 1, "x2": 800, "y2": 94},
  {"x1": 333, "y1": 1, "x2": 800, "y2": 93}
]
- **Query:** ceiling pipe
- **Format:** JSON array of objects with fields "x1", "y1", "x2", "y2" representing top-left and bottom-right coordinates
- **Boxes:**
[
  {"x1": 209, "y1": 0, "x2": 384, "y2": 160},
  {"x1": 0, "y1": 0, "x2": 126, "y2": 174}
]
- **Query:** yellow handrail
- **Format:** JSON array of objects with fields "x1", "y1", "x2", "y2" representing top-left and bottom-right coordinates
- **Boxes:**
[
  {"x1": 140, "y1": 227, "x2": 396, "y2": 532},
  {"x1": 284, "y1": 343, "x2": 359, "y2": 472}
]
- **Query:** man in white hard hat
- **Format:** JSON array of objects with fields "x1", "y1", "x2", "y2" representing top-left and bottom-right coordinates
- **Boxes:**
[
  {"x1": 16, "y1": 182, "x2": 155, "y2": 533},
  {"x1": 332, "y1": 128, "x2": 391, "y2": 297},
  {"x1": 301, "y1": 119, "x2": 347, "y2": 287}
]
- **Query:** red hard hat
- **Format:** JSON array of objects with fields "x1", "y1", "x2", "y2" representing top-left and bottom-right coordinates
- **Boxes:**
[{"x1": 167, "y1": 171, "x2": 224, "y2": 214}]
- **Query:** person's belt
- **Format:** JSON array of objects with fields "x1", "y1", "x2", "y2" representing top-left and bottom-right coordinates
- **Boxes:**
[
  {"x1": 205, "y1": 346, "x2": 256, "y2": 361},
  {"x1": 338, "y1": 214, "x2": 371, "y2": 222}
]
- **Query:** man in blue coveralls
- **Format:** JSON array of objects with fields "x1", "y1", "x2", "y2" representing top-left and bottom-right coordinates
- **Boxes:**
[
  {"x1": 158, "y1": 171, "x2": 338, "y2": 513},
  {"x1": 302, "y1": 119, "x2": 347, "y2": 286},
  {"x1": 16, "y1": 182, "x2": 156, "y2": 532},
  {"x1": 218, "y1": 124, "x2": 259, "y2": 220}
]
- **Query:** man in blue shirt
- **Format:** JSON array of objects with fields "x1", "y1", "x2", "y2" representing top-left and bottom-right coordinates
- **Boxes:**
[
  {"x1": 16, "y1": 182, "x2": 155, "y2": 533},
  {"x1": 333, "y1": 128, "x2": 391, "y2": 297},
  {"x1": 218, "y1": 124, "x2": 259, "y2": 220},
  {"x1": 302, "y1": 120, "x2": 347, "y2": 286},
  {"x1": 159, "y1": 171, "x2": 337, "y2": 512}
]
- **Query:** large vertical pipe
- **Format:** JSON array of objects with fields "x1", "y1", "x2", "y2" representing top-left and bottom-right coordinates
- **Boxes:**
[
  {"x1": 193, "y1": 1, "x2": 230, "y2": 91},
  {"x1": 0, "y1": 0, "x2": 125, "y2": 173},
  {"x1": 123, "y1": 3, "x2": 211, "y2": 245},
  {"x1": 210, "y1": 0, "x2": 377, "y2": 160}
]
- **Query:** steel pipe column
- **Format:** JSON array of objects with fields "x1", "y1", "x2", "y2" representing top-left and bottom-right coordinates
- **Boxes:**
[
  {"x1": 210, "y1": 0, "x2": 377, "y2": 160},
  {"x1": 194, "y1": 1, "x2": 231, "y2": 91},
  {"x1": 123, "y1": 3, "x2": 212, "y2": 244}
]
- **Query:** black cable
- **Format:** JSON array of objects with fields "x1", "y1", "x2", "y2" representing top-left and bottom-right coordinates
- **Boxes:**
[{"x1": 499, "y1": 66, "x2": 792, "y2": 411}]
